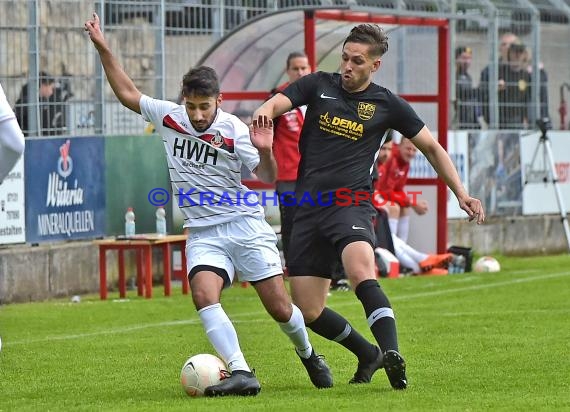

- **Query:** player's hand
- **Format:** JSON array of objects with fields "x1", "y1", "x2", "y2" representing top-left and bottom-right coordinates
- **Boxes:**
[
  {"x1": 84, "y1": 12, "x2": 106, "y2": 49},
  {"x1": 249, "y1": 115, "x2": 274, "y2": 154},
  {"x1": 413, "y1": 199, "x2": 429, "y2": 215},
  {"x1": 459, "y1": 196, "x2": 485, "y2": 224}
]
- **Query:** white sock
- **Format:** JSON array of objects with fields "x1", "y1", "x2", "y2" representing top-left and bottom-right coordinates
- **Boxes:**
[
  {"x1": 392, "y1": 235, "x2": 427, "y2": 263},
  {"x1": 0, "y1": 118, "x2": 25, "y2": 182},
  {"x1": 396, "y1": 249, "x2": 421, "y2": 273},
  {"x1": 397, "y1": 215, "x2": 410, "y2": 242},
  {"x1": 388, "y1": 218, "x2": 399, "y2": 236},
  {"x1": 198, "y1": 303, "x2": 251, "y2": 372},
  {"x1": 279, "y1": 304, "x2": 313, "y2": 359}
]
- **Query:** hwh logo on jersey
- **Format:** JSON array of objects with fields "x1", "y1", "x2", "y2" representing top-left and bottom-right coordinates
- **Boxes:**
[{"x1": 172, "y1": 137, "x2": 218, "y2": 165}]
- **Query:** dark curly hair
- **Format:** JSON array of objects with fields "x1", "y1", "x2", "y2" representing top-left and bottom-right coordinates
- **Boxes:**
[
  {"x1": 181, "y1": 66, "x2": 220, "y2": 98},
  {"x1": 343, "y1": 24, "x2": 389, "y2": 58}
]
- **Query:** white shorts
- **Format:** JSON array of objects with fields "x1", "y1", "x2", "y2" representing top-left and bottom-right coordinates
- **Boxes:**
[{"x1": 186, "y1": 215, "x2": 282, "y2": 286}]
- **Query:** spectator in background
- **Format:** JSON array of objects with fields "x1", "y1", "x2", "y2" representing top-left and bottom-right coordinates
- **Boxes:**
[
  {"x1": 375, "y1": 136, "x2": 429, "y2": 243},
  {"x1": 522, "y1": 46, "x2": 550, "y2": 123},
  {"x1": 372, "y1": 139, "x2": 396, "y2": 256},
  {"x1": 14, "y1": 71, "x2": 68, "y2": 136},
  {"x1": 498, "y1": 42, "x2": 531, "y2": 129},
  {"x1": 455, "y1": 46, "x2": 480, "y2": 129},
  {"x1": 374, "y1": 138, "x2": 452, "y2": 275},
  {"x1": 479, "y1": 32, "x2": 520, "y2": 126},
  {"x1": 271, "y1": 51, "x2": 311, "y2": 271},
  {"x1": 0, "y1": 82, "x2": 25, "y2": 183}
]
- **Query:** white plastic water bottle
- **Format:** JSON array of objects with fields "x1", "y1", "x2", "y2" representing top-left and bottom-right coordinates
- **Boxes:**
[
  {"x1": 125, "y1": 207, "x2": 136, "y2": 237},
  {"x1": 155, "y1": 206, "x2": 167, "y2": 236},
  {"x1": 455, "y1": 255, "x2": 466, "y2": 273},
  {"x1": 448, "y1": 256, "x2": 456, "y2": 274}
]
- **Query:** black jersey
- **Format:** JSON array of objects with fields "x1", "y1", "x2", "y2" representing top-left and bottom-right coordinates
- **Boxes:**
[{"x1": 282, "y1": 71, "x2": 424, "y2": 198}]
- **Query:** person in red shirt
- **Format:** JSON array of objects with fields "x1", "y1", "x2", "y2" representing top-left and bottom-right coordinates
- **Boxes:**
[
  {"x1": 375, "y1": 137, "x2": 451, "y2": 273},
  {"x1": 272, "y1": 52, "x2": 311, "y2": 269},
  {"x1": 376, "y1": 136, "x2": 428, "y2": 242}
]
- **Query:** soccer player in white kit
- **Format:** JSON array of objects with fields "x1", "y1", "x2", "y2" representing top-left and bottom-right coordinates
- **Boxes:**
[
  {"x1": 85, "y1": 12, "x2": 332, "y2": 396},
  {"x1": 0, "y1": 83, "x2": 25, "y2": 183}
]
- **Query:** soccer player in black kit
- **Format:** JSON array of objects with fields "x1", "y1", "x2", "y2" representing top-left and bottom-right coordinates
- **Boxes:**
[{"x1": 253, "y1": 24, "x2": 485, "y2": 390}]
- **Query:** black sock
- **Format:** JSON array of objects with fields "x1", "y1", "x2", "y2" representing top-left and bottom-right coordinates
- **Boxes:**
[
  {"x1": 354, "y1": 279, "x2": 399, "y2": 353},
  {"x1": 307, "y1": 307, "x2": 377, "y2": 362}
]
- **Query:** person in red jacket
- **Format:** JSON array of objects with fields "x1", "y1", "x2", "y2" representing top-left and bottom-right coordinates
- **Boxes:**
[
  {"x1": 273, "y1": 52, "x2": 311, "y2": 270},
  {"x1": 376, "y1": 136, "x2": 428, "y2": 242},
  {"x1": 375, "y1": 136, "x2": 451, "y2": 273}
]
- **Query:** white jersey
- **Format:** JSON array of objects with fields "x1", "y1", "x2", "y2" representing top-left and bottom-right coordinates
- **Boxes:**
[
  {"x1": 0, "y1": 83, "x2": 16, "y2": 123},
  {"x1": 140, "y1": 95, "x2": 264, "y2": 228}
]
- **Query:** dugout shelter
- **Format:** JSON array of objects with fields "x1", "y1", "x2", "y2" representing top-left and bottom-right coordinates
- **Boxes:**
[{"x1": 197, "y1": 7, "x2": 450, "y2": 253}]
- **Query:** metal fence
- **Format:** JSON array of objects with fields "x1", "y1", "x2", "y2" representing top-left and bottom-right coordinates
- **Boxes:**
[
  {"x1": 452, "y1": 0, "x2": 570, "y2": 130},
  {"x1": 0, "y1": 0, "x2": 568, "y2": 137}
]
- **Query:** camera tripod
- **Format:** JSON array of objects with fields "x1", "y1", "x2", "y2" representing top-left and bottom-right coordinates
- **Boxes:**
[{"x1": 524, "y1": 118, "x2": 570, "y2": 252}]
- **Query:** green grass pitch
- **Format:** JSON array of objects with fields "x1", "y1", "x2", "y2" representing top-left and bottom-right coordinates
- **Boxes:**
[{"x1": 1, "y1": 254, "x2": 569, "y2": 411}]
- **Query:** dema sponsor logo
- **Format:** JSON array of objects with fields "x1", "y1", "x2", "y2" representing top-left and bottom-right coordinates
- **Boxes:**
[{"x1": 318, "y1": 112, "x2": 364, "y2": 141}]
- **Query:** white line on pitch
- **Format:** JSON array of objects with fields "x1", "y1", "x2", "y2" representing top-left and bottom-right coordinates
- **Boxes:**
[
  {"x1": 390, "y1": 270, "x2": 570, "y2": 302},
  {"x1": 4, "y1": 314, "x2": 258, "y2": 346},
  {"x1": 4, "y1": 270, "x2": 568, "y2": 346},
  {"x1": 439, "y1": 308, "x2": 570, "y2": 317}
]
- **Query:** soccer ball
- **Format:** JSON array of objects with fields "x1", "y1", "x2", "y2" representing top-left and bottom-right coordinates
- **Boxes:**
[
  {"x1": 180, "y1": 353, "x2": 227, "y2": 397},
  {"x1": 473, "y1": 256, "x2": 501, "y2": 273}
]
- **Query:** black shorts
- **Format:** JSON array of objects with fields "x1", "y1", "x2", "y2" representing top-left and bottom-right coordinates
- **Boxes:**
[{"x1": 287, "y1": 203, "x2": 376, "y2": 278}]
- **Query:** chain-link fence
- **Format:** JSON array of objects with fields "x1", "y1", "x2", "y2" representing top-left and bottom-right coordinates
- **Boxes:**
[
  {"x1": 0, "y1": 0, "x2": 568, "y2": 136},
  {"x1": 0, "y1": 0, "x2": 272, "y2": 137},
  {"x1": 452, "y1": 0, "x2": 570, "y2": 130}
]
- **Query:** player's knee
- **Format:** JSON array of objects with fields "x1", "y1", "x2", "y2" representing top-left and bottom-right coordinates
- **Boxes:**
[
  {"x1": 265, "y1": 299, "x2": 292, "y2": 323},
  {"x1": 346, "y1": 269, "x2": 374, "y2": 286},
  {"x1": 344, "y1": 257, "x2": 376, "y2": 284},
  {"x1": 190, "y1": 285, "x2": 220, "y2": 310}
]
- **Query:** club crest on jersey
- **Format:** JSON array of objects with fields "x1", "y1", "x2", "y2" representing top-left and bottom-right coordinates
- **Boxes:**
[
  {"x1": 211, "y1": 131, "x2": 224, "y2": 148},
  {"x1": 357, "y1": 102, "x2": 375, "y2": 121},
  {"x1": 320, "y1": 112, "x2": 332, "y2": 124}
]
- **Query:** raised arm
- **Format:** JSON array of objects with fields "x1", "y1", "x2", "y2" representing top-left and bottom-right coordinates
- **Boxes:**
[
  {"x1": 411, "y1": 126, "x2": 485, "y2": 224},
  {"x1": 84, "y1": 13, "x2": 141, "y2": 114},
  {"x1": 249, "y1": 115, "x2": 277, "y2": 183},
  {"x1": 253, "y1": 93, "x2": 293, "y2": 120}
]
